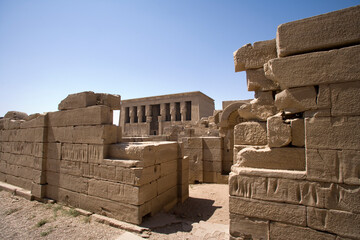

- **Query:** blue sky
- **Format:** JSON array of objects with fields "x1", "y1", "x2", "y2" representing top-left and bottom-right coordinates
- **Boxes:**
[{"x1": 0, "y1": 0, "x2": 358, "y2": 117}]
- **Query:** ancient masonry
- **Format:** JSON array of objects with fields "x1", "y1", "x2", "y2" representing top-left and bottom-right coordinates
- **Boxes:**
[
  {"x1": 0, "y1": 91, "x2": 188, "y2": 224},
  {"x1": 0, "y1": 5, "x2": 359, "y2": 239},
  {"x1": 229, "y1": 5, "x2": 360, "y2": 240}
]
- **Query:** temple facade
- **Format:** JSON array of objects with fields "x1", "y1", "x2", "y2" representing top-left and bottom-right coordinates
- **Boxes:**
[{"x1": 119, "y1": 91, "x2": 214, "y2": 136}]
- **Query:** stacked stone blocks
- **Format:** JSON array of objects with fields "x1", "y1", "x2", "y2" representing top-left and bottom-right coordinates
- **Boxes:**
[{"x1": 230, "y1": 5, "x2": 360, "y2": 240}]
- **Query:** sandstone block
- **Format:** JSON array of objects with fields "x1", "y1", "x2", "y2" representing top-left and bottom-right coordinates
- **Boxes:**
[
  {"x1": 306, "y1": 149, "x2": 339, "y2": 183},
  {"x1": 73, "y1": 125, "x2": 118, "y2": 144},
  {"x1": 95, "y1": 93, "x2": 121, "y2": 110},
  {"x1": 160, "y1": 159, "x2": 177, "y2": 177},
  {"x1": 254, "y1": 91, "x2": 274, "y2": 105},
  {"x1": 203, "y1": 160, "x2": 222, "y2": 172},
  {"x1": 305, "y1": 116, "x2": 360, "y2": 150},
  {"x1": 87, "y1": 144, "x2": 107, "y2": 163},
  {"x1": 229, "y1": 196, "x2": 306, "y2": 226},
  {"x1": 275, "y1": 87, "x2": 317, "y2": 113},
  {"x1": 267, "y1": 114, "x2": 292, "y2": 147},
  {"x1": 182, "y1": 137, "x2": 202, "y2": 149},
  {"x1": 61, "y1": 143, "x2": 88, "y2": 162},
  {"x1": 340, "y1": 150, "x2": 360, "y2": 185},
  {"x1": 47, "y1": 126, "x2": 73, "y2": 143},
  {"x1": 234, "y1": 39, "x2": 277, "y2": 72},
  {"x1": 20, "y1": 114, "x2": 47, "y2": 128},
  {"x1": 203, "y1": 148, "x2": 222, "y2": 161},
  {"x1": 289, "y1": 118, "x2": 304, "y2": 147},
  {"x1": 58, "y1": 91, "x2": 97, "y2": 110},
  {"x1": 47, "y1": 172, "x2": 88, "y2": 194},
  {"x1": 307, "y1": 207, "x2": 360, "y2": 239},
  {"x1": 48, "y1": 105, "x2": 112, "y2": 127},
  {"x1": 4, "y1": 111, "x2": 28, "y2": 120},
  {"x1": 230, "y1": 213, "x2": 269, "y2": 239},
  {"x1": 325, "y1": 184, "x2": 360, "y2": 214},
  {"x1": 234, "y1": 122, "x2": 267, "y2": 145},
  {"x1": 265, "y1": 45, "x2": 360, "y2": 89},
  {"x1": 331, "y1": 81, "x2": 360, "y2": 116},
  {"x1": 89, "y1": 163, "x2": 116, "y2": 180},
  {"x1": 277, "y1": 5, "x2": 360, "y2": 57},
  {"x1": 270, "y1": 222, "x2": 335, "y2": 240},
  {"x1": 202, "y1": 137, "x2": 223, "y2": 149},
  {"x1": 238, "y1": 102, "x2": 277, "y2": 121},
  {"x1": 5, "y1": 175, "x2": 32, "y2": 190},
  {"x1": 157, "y1": 173, "x2": 177, "y2": 195},
  {"x1": 151, "y1": 186, "x2": 177, "y2": 215},
  {"x1": 237, "y1": 147, "x2": 305, "y2": 171},
  {"x1": 246, "y1": 68, "x2": 279, "y2": 91}
]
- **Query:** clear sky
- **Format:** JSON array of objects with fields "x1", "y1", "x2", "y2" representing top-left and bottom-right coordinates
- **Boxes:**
[{"x1": 0, "y1": 0, "x2": 358, "y2": 117}]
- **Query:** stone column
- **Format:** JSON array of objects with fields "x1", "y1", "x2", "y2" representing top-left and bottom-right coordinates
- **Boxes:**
[
  {"x1": 170, "y1": 102, "x2": 176, "y2": 122},
  {"x1": 129, "y1": 107, "x2": 135, "y2": 124},
  {"x1": 137, "y1": 106, "x2": 143, "y2": 123},
  {"x1": 181, "y1": 102, "x2": 187, "y2": 122},
  {"x1": 145, "y1": 105, "x2": 152, "y2": 122},
  {"x1": 159, "y1": 103, "x2": 166, "y2": 135}
]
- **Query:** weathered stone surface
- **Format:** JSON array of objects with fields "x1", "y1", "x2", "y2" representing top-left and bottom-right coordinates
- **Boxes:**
[
  {"x1": 48, "y1": 105, "x2": 112, "y2": 127},
  {"x1": 20, "y1": 114, "x2": 47, "y2": 128},
  {"x1": 270, "y1": 222, "x2": 335, "y2": 240},
  {"x1": 58, "y1": 91, "x2": 97, "y2": 110},
  {"x1": 277, "y1": 5, "x2": 360, "y2": 57},
  {"x1": 233, "y1": 39, "x2": 277, "y2": 72},
  {"x1": 289, "y1": 118, "x2": 304, "y2": 147},
  {"x1": 202, "y1": 137, "x2": 223, "y2": 149},
  {"x1": 331, "y1": 81, "x2": 360, "y2": 116},
  {"x1": 305, "y1": 116, "x2": 360, "y2": 150},
  {"x1": 61, "y1": 143, "x2": 88, "y2": 162},
  {"x1": 229, "y1": 196, "x2": 306, "y2": 226},
  {"x1": 157, "y1": 173, "x2": 177, "y2": 194},
  {"x1": 275, "y1": 87, "x2": 317, "y2": 113},
  {"x1": 47, "y1": 172, "x2": 88, "y2": 194},
  {"x1": 4, "y1": 111, "x2": 28, "y2": 120},
  {"x1": 264, "y1": 45, "x2": 360, "y2": 89},
  {"x1": 246, "y1": 68, "x2": 279, "y2": 91},
  {"x1": 182, "y1": 137, "x2": 202, "y2": 149},
  {"x1": 234, "y1": 122, "x2": 267, "y2": 145},
  {"x1": 96, "y1": 93, "x2": 121, "y2": 110},
  {"x1": 306, "y1": 149, "x2": 339, "y2": 183},
  {"x1": 254, "y1": 91, "x2": 274, "y2": 105},
  {"x1": 238, "y1": 101, "x2": 277, "y2": 121},
  {"x1": 340, "y1": 150, "x2": 360, "y2": 185},
  {"x1": 160, "y1": 159, "x2": 177, "y2": 176},
  {"x1": 72, "y1": 125, "x2": 118, "y2": 144},
  {"x1": 307, "y1": 207, "x2": 360, "y2": 239},
  {"x1": 237, "y1": 147, "x2": 305, "y2": 171},
  {"x1": 267, "y1": 114, "x2": 291, "y2": 147},
  {"x1": 230, "y1": 213, "x2": 269, "y2": 239},
  {"x1": 325, "y1": 184, "x2": 360, "y2": 214},
  {"x1": 203, "y1": 148, "x2": 222, "y2": 161}
]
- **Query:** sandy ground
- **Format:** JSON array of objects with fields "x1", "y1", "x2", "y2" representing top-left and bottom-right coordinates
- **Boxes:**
[{"x1": 0, "y1": 183, "x2": 229, "y2": 240}]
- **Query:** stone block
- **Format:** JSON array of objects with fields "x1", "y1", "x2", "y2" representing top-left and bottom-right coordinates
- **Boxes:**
[
  {"x1": 264, "y1": 45, "x2": 360, "y2": 89},
  {"x1": 89, "y1": 163, "x2": 116, "y2": 180},
  {"x1": 59, "y1": 160, "x2": 83, "y2": 176},
  {"x1": 237, "y1": 147, "x2": 305, "y2": 171},
  {"x1": 305, "y1": 116, "x2": 360, "y2": 150},
  {"x1": 270, "y1": 222, "x2": 335, "y2": 240},
  {"x1": 340, "y1": 150, "x2": 360, "y2": 185},
  {"x1": 48, "y1": 105, "x2": 112, "y2": 127},
  {"x1": 160, "y1": 159, "x2": 177, "y2": 177},
  {"x1": 276, "y1": 5, "x2": 360, "y2": 57},
  {"x1": 203, "y1": 161, "x2": 222, "y2": 173},
  {"x1": 307, "y1": 207, "x2": 360, "y2": 239},
  {"x1": 238, "y1": 102, "x2": 277, "y2": 121},
  {"x1": 73, "y1": 125, "x2": 118, "y2": 144},
  {"x1": 325, "y1": 184, "x2": 360, "y2": 214},
  {"x1": 234, "y1": 122, "x2": 267, "y2": 145},
  {"x1": 234, "y1": 39, "x2": 277, "y2": 72},
  {"x1": 58, "y1": 91, "x2": 97, "y2": 110},
  {"x1": 289, "y1": 118, "x2": 304, "y2": 147},
  {"x1": 157, "y1": 173, "x2": 177, "y2": 194},
  {"x1": 182, "y1": 137, "x2": 202, "y2": 149},
  {"x1": 5, "y1": 175, "x2": 32, "y2": 190},
  {"x1": 95, "y1": 93, "x2": 121, "y2": 110},
  {"x1": 229, "y1": 196, "x2": 306, "y2": 226},
  {"x1": 202, "y1": 137, "x2": 223, "y2": 149},
  {"x1": 203, "y1": 148, "x2": 222, "y2": 161},
  {"x1": 61, "y1": 143, "x2": 88, "y2": 162},
  {"x1": 306, "y1": 149, "x2": 339, "y2": 183},
  {"x1": 254, "y1": 91, "x2": 274, "y2": 105},
  {"x1": 246, "y1": 68, "x2": 279, "y2": 91},
  {"x1": 20, "y1": 114, "x2": 47, "y2": 128},
  {"x1": 151, "y1": 186, "x2": 177, "y2": 215},
  {"x1": 88, "y1": 144, "x2": 107, "y2": 163},
  {"x1": 275, "y1": 87, "x2": 317, "y2": 113},
  {"x1": 46, "y1": 172, "x2": 88, "y2": 194},
  {"x1": 47, "y1": 126, "x2": 73, "y2": 143},
  {"x1": 230, "y1": 213, "x2": 269, "y2": 239},
  {"x1": 331, "y1": 81, "x2": 360, "y2": 116},
  {"x1": 4, "y1": 111, "x2": 28, "y2": 120}
]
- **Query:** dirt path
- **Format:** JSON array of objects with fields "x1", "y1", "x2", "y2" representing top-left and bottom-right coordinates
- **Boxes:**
[{"x1": 0, "y1": 183, "x2": 229, "y2": 240}]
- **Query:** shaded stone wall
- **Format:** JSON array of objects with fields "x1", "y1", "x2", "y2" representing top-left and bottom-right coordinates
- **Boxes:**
[{"x1": 230, "y1": 5, "x2": 360, "y2": 240}]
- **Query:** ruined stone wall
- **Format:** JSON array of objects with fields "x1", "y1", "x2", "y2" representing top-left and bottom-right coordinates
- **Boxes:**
[
  {"x1": 0, "y1": 91, "x2": 186, "y2": 225},
  {"x1": 230, "y1": 6, "x2": 360, "y2": 239}
]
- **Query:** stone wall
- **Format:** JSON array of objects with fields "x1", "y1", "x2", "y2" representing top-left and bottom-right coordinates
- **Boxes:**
[
  {"x1": 0, "y1": 91, "x2": 186, "y2": 225},
  {"x1": 230, "y1": 6, "x2": 360, "y2": 240}
]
